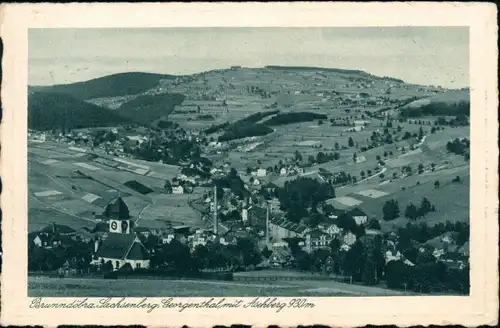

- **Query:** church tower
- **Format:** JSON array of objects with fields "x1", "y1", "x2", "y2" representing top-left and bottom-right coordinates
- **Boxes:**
[{"x1": 104, "y1": 197, "x2": 133, "y2": 234}]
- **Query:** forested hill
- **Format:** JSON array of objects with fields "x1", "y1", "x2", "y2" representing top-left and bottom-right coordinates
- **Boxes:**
[
  {"x1": 118, "y1": 93, "x2": 186, "y2": 125},
  {"x1": 29, "y1": 72, "x2": 175, "y2": 100},
  {"x1": 28, "y1": 92, "x2": 134, "y2": 131}
]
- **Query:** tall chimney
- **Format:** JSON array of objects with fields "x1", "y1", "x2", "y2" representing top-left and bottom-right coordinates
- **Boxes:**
[
  {"x1": 213, "y1": 185, "x2": 218, "y2": 235},
  {"x1": 266, "y1": 201, "x2": 270, "y2": 247}
]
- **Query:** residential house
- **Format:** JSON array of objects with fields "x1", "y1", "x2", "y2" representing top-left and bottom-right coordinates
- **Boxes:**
[
  {"x1": 262, "y1": 181, "x2": 278, "y2": 194},
  {"x1": 241, "y1": 205, "x2": 266, "y2": 226},
  {"x1": 269, "y1": 246, "x2": 293, "y2": 268},
  {"x1": 348, "y1": 208, "x2": 368, "y2": 226},
  {"x1": 304, "y1": 230, "x2": 334, "y2": 253},
  {"x1": 172, "y1": 185, "x2": 184, "y2": 194},
  {"x1": 343, "y1": 232, "x2": 357, "y2": 246},
  {"x1": 41, "y1": 222, "x2": 77, "y2": 236},
  {"x1": 256, "y1": 168, "x2": 267, "y2": 177},
  {"x1": 190, "y1": 229, "x2": 216, "y2": 249},
  {"x1": 324, "y1": 224, "x2": 341, "y2": 236},
  {"x1": 279, "y1": 167, "x2": 288, "y2": 176},
  {"x1": 385, "y1": 250, "x2": 404, "y2": 264}
]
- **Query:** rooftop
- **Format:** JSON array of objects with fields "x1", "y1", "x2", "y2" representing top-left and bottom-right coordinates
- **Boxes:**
[
  {"x1": 96, "y1": 232, "x2": 148, "y2": 260},
  {"x1": 103, "y1": 197, "x2": 131, "y2": 220}
]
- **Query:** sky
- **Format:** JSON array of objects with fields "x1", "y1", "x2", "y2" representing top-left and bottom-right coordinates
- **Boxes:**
[{"x1": 28, "y1": 27, "x2": 469, "y2": 88}]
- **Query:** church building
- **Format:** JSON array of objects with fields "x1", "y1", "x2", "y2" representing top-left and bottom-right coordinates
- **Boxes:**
[{"x1": 93, "y1": 197, "x2": 150, "y2": 271}]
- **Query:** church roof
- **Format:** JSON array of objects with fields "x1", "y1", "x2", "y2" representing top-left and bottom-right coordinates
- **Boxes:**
[
  {"x1": 96, "y1": 233, "x2": 148, "y2": 260},
  {"x1": 103, "y1": 197, "x2": 130, "y2": 220}
]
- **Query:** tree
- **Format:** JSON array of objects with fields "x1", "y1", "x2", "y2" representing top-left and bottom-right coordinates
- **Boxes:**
[
  {"x1": 360, "y1": 171, "x2": 365, "y2": 179},
  {"x1": 343, "y1": 241, "x2": 365, "y2": 281},
  {"x1": 385, "y1": 260, "x2": 411, "y2": 289},
  {"x1": 418, "y1": 163, "x2": 424, "y2": 174},
  {"x1": 419, "y1": 197, "x2": 432, "y2": 217},
  {"x1": 261, "y1": 246, "x2": 272, "y2": 259},
  {"x1": 335, "y1": 142, "x2": 340, "y2": 150},
  {"x1": 418, "y1": 126, "x2": 424, "y2": 140},
  {"x1": 348, "y1": 137, "x2": 355, "y2": 147},
  {"x1": 353, "y1": 152, "x2": 357, "y2": 163},
  {"x1": 434, "y1": 180, "x2": 440, "y2": 189},
  {"x1": 405, "y1": 203, "x2": 418, "y2": 220},
  {"x1": 376, "y1": 155, "x2": 381, "y2": 161},
  {"x1": 295, "y1": 250, "x2": 312, "y2": 271},
  {"x1": 294, "y1": 150, "x2": 303, "y2": 162},
  {"x1": 382, "y1": 199, "x2": 400, "y2": 221},
  {"x1": 164, "y1": 180, "x2": 173, "y2": 193}
]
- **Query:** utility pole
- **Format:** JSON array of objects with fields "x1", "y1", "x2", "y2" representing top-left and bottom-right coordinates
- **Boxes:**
[{"x1": 213, "y1": 185, "x2": 218, "y2": 235}]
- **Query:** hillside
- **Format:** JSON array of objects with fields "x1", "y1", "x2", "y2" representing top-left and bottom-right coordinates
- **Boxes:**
[
  {"x1": 28, "y1": 92, "x2": 133, "y2": 130},
  {"x1": 29, "y1": 72, "x2": 174, "y2": 100},
  {"x1": 265, "y1": 65, "x2": 404, "y2": 83},
  {"x1": 400, "y1": 89, "x2": 470, "y2": 118},
  {"x1": 118, "y1": 93, "x2": 186, "y2": 124}
]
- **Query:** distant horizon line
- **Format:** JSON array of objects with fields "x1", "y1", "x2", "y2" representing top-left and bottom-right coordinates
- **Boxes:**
[{"x1": 28, "y1": 64, "x2": 469, "y2": 90}]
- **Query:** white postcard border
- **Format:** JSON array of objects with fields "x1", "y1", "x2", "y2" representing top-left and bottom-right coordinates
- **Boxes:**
[{"x1": 1, "y1": 2, "x2": 498, "y2": 327}]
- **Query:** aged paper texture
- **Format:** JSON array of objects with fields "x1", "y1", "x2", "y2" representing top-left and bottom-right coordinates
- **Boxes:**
[{"x1": 1, "y1": 2, "x2": 498, "y2": 327}]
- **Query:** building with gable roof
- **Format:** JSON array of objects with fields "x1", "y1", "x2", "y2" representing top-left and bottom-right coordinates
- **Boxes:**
[
  {"x1": 92, "y1": 197, "x2": 150, "y2": 270},
  {"x1": 305, "y1": 229, "x2": 334, "y2": 253},
  {"x1": 269, "y1": 216, "x2": 309, "y2": 242}
]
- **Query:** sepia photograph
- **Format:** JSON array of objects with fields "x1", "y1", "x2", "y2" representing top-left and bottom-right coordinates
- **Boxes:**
[
  {"x1": 26, "y1": 27, "x2": 471, "y2": 297},
  {"x1": 0, "y1": 3, "x2": 497, "y2": 327}
]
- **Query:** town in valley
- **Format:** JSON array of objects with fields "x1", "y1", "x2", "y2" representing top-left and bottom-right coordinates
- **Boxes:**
[{"x1": 26, "y1": 28, "x2": 470, "y2": 297}]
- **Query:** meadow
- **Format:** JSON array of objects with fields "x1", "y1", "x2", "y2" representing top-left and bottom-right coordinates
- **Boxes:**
[{"x1": 28, "y1": 275, "x2": 409, "y2": 297}]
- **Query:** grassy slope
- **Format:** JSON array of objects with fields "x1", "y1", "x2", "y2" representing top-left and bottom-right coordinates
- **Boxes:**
[
  {"x1": 28, "y1": 92, "x2": 133, "y2": 130},
  {"x1": 29, "y1": 72, "x2": 174, "y2": 100},
  {"x1": 405, "y1": 89, "x2": 470, "y2": 109},
  {"x1": 357, "y1": 168, "x2": 470, "y2": 231}
]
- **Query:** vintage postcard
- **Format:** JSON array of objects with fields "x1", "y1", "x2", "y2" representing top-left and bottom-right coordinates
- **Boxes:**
[{"x1": 0, "y1": 2, "x2": 498, "y2": 327}]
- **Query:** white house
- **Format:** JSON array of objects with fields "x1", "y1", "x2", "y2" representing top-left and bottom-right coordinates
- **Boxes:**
[
  {"x1": 385, "y1": 250, "x2": 403, "y2": 264},
  {"x1": 280, "y1": 167, "x2": 288, "y2": 176},
  {"x1": 256, "y1": 168, "x2": 267, "y2": 177},
  {"x1": 343, "y1": 232, "x2": 357, "y2": 246},
  {"x1": 172, "y1": 186, "x2": 184, "y2": 194},
  {"x1": 241, "y1": 208, "x2": 249, "y2": 223},
  {"x1": 348, "y1": 208, "x2": 368, "y2": 226},
  {"x1": 340, "y1": 244, "x2": 351, "y2": 252},
  {"x1": 325, "y1": 224, "x2": 341, "y2": 236}
]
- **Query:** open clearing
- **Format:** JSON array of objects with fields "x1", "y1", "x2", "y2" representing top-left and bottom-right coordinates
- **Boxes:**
[
  {"x1": 354, "y1": 189, "x2": 389, "y2": 198},
  {"x1": 328, "y1": 196, "x2": 364, "y2": 208}
]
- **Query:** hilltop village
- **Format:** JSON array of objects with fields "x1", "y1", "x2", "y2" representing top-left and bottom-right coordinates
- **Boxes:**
[{"x1": 27, "y1": 66, "x2": 470, "y2": 294}]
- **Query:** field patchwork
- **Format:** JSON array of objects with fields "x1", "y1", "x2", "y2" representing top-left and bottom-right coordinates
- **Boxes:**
[{"x1": 34, "y1": 190, "x2": 63, "y2": 197}]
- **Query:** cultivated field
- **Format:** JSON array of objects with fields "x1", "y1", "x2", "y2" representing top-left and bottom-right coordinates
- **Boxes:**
[{"x1": 28, "y1": 141, "x2": 200, "y2": 232}]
